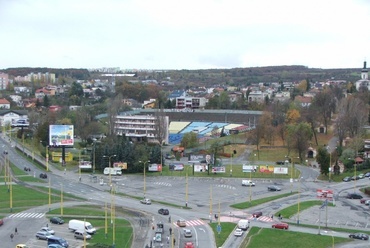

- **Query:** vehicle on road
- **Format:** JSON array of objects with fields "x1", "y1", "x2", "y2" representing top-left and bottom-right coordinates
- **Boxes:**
[
  {"x1": 242, "y1": 180, "x2": 255, "y2": 186},
  {"x1": 346, "y1": 193, "x2": 363, "y2": 199},
  {"x1": 237, "y1": 219, "x2": 249, "y2": 230},
  {"x1": 35, "y1": 230, "x2": 53, "y2": 240},
  {"x1": 184, "y1": 242, "x2": 194, "y2": 248},
  {"x1": 40, "y1": 173, "x2": 48, "y2": 179},
  {"x1": 360, "y1": 198, "x2": 370, "y2": 204},
  {"x1": 50, "y1": 216, "x2": 64, "y2": 224},
  {"x1": 176, "y1": 219, "x2": 186, "y2": 227},
  {"x1": 68, "y1": 219, "x2": 96, "y2": 235},
  {"x1": 349, "y1": 233, "x2": 369, "y2": 240},
  {"x1": 268, "y1": 185, "x2": 281, "y2": 191},
  {"x1": 252, "y1": 211, "x2": 263, "y2": 218},
  {"x1": 140, "y1": 198, "x2": 151, "y2": 205},
  {"x1": 342, "y1": 176, "x2": 351, "y2": 182},
  {"x1": 74, "y1": 230, "x2": 92, "y2": 240},
  {"x1": 272, "y1": 222, "x2": 289, "y2": 229},
  {"x1": 40, "y1": 227, "x2": 55, "y2": 235},
  {"x1": 234, "y1": 228, "x2": 243, "y2": 236},
  {"x1": 158, "y1": 208, "x2": 169, "y2": 215},
  {"x1": 184, "y1": 229, "x2": 192, "y2": 237}
]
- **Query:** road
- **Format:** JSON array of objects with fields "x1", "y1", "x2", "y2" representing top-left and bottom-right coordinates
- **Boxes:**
[{"x1": 1, "y1": 135, "x2": 370, "y2": 248}]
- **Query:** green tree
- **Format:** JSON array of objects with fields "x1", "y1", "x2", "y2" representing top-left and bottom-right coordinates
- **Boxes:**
[
  {"x1": 316, "y1": 146, "x2": 329, "y2": 176},
  {"x1": 180, "y1": 132, "x2": 198, "y2": 148},
  {"x1": 286, "y1": 122, "x2": 313, "y2": 162}
]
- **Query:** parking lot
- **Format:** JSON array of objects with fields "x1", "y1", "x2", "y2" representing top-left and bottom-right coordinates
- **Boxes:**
[{"x1": 25, "y1": 218, "x2": 92, "y2": 248}]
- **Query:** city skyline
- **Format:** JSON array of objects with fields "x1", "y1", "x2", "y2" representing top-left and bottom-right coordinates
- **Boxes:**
[{"x1": 1, "y1": 0, "x2": 369, "y2": 70}]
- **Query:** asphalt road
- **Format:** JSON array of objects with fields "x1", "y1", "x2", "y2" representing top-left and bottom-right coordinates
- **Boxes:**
[{"x1": 2, "y1": 135, "x2": 370, "y2": 248}]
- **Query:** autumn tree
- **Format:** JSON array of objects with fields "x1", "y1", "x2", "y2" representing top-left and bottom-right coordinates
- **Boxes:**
[
  {"x1": 286, "y1": 122, "x2": 312, "y2": 162},
  {"x1": 180, "y1": 132, "x2": 198, "y2": 149},
  {"x1": 311, "y1": 91, "x2": 336, "y2": 134}
]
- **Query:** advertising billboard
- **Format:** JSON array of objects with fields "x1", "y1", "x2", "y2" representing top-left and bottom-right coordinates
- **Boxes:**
[
  {"x1": 274, "y1": 167, "x2": 288, "y2": 174},
  {"x1": 148, "y1": 164, "x2": 162, "y2": 172},
  {"x1": 242, "y1": 165, "x2": 258, "y2": 173},
  {"x1": 49, "y1": 125, "x2": 74, "y2": 146},
  {"x1": 259, "y1": 165, "x2": 274, "y2": 173}
]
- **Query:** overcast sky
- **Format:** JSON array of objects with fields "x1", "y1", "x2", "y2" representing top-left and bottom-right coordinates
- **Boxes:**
[{"x1": 1, "y1": 0, "x2": 370, "y2": 70}]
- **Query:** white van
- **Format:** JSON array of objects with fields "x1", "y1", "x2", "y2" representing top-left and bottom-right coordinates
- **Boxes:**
[
  {"x1": 242, "y1": 180, "x2": 255, "y2": 186},
  {"x1": 103, "y1": 167, "x2": 122, "y2": 175},
  {"x1": 237, "y1": 219, "x2": 249, "y2": 230},
  {"x1": 68, "y1": 219, "x2": 96, "y2": 234}
]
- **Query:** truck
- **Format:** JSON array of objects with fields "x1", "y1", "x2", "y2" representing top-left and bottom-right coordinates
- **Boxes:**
[
  {"x1": 68, "y1": 219, "x2": 96, "y2": 235},
  {"x1": 237, "y1": 219, "x2": 249, "y2": 230},
  {"x1": 103, "y1": 167, "x2": 122, "y2": 175}
]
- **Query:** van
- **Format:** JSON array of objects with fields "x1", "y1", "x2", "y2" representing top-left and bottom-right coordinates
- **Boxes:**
[
  {"x1": 47, "y1": 236, "x2": 69, "y2": 248},
  {"x1": 74, "y1": 230, "x2": 92, "y2": 240},
  {"x1": 237, "y1": 219, "x2": 249, "y2": 230},
  {"x1": 103, "y1": 167, "x2": 122, "y2": 175},
  {"x1": 69, "y1": 219, "x2": 96, "y2": 235}
]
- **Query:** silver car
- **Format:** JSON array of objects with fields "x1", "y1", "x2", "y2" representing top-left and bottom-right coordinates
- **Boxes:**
[
  {"x1": 40, "y1": 227, "x2": 55, "y2": 235},
  {"x1": 35, "y1": 230, "x2": 53, "y2": 240}
]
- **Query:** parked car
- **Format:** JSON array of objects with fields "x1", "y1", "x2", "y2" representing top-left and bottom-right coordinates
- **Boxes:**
[
  {"x1": 349, "y1": 232, "x2": 369, "y2": 240},
  {"x1": 351, "y1": 175, "x2": 360, "y2": 181},
  {"x1": 50, "y1": 216, "x2": 64, "y2": 224},
  {"x1": 158, "y1": 208, "x2": 169, "y2": 215},
  {"x1": 360, "y1": 198, "x2": 370, "y2": 204},
  {"x1": 35, "y1": 230, "x2": 53, "y2": 240},
  {"x1": 268, "y1": 185, "x2": 281, "y2": 191},
  {"x1": 140, "y1": 198, "x2": 151, "y2": 205},
  {"x1": 74, "y1": 230, "x2": 92, "y2": 240},
  {"x1": 252, "y1": 211, "x2": 263, "y2": 218},
  {"x1": 40, "y1": 227, "x2": 55, "y2": 235},
  {"x1": 176, "y1": 219, "x2": 187, "y2": 227},
  {"x1": 342, "y1": 176, "x2": 351, "y2": 182},
  {"x1": 184, "y1": 242, "x2": 195, "y2": 248},
  {"x1": 346, "y1": 193, "x2": 363, "y2": 199},
  {"x1": 365, "y1": 200, "x2": 370, "y2": 205},
  {"x1": 234, "y1": 228, "x2": 243, "y2": 236},
  {"x1": 364, "y1": 172, "x2": 370, "y2": 177},
  {"x1": 183, "y1": 229, "x2": 192, "y2": 237},
  {"x1": 48, "y1": 245, "x2": 64, "y2": 248},
  {"x1": 40, "y1": 173, "x2": 48, "y2": 179},
  {"x1": 358, "y1": 173, "x2": 365, "y2": 179},
  {"x1": 272, "y1": 222, "x2": 289, "y2": 229},
  {"x1": 0, "y1": 218, "x2": 3, "y2": 226}
]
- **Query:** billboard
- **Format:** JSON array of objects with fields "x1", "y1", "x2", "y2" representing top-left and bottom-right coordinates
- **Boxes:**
[
  {"x1": 148, "y1": 164, "x2": 162, "y2": 172},
  {"x1": 259, "y1": 165, "x2": 274, "y2": 173},
  {"x1": 212, "y1": 166, "x2": 226, "y2": 173},
  {"x1": 242, "y1": 165, "x2": 258, "y2": 173},
  {"x1": 316, "y1": 189, "x2": 333, "y2": 199},
  {"x1": 49, "y1": 125, "x2": 74, "y2": 146},
  {"x1": 169, "y1": 163, "x2": 184, "y2": 171},
  {"x1": 274, "y1": 167, "x2": 288, "y2": 174}
]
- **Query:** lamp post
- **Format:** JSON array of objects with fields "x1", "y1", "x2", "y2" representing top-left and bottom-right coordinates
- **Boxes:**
[
  {"x1": 297, "y1": 177, "x2": 303, "y2": 224},
  {"x1": 46, "y1": 145, "x2": 49, "y2": 172},
  {"x1": 103, "y1": 155, "x2": 116, "y2": 187},
  {"x1": 139, "y1": 160, "x2": 150, "y2": 198}
]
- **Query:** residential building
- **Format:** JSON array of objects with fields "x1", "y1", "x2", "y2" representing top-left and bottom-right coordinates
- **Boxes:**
[
  {"x1": 248, "y1": 91, "x2": 270, "y2": 103},
  {"x1": 0, "y1": 110, "x2": 28, "y2": 126},
  {"x1": 0, "y1": 73, "x2": 9, "y2": 90},
  {"x1": 0, "y1": 98, "x2": 10, "y2": 109},
  {"x1": 114, "y1": 114, "x2": 169, "y2": 144},
  {"x1": 168, "y1": 90, "x2": 187, "y2": 101},
  {"x1": 176, "y1": 96, "x2": 206, "y2": 109}
]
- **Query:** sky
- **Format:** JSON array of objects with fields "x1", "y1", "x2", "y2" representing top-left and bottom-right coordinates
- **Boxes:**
[{"x1": 1, "y1": 0, "x2": 370, "y2": 70}]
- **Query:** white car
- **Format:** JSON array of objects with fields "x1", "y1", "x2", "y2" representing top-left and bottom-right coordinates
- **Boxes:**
[
  {"x1": 40, "y1": 227, "x2": 55, "y2": 235},
  {"x1": 184, "y1": 229, "x2": 192, "y2": 237},
  {"x1": 140, "y1": 198, "x2": 151, "y2": 205},
  {"x1": 242, "y1": 180, "x2": 255, "y2": 186},
  {"x1": 234, "y1": 228, "x2": 243, "y2": 237}
]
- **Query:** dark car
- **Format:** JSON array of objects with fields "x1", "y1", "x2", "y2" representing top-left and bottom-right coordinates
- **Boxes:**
[
  {"x1": 342, "y1": 176, "x2": 351, "y2": 182},
  {"x1": 268, "y1": 185, "x2": 281, "y2": 191},
  {"x1": 349, "y1": 232, "x2": 369, "y2": 240},
  {"x1": 40, "y1": 173, "x2": 48, "y2": 179},
  {"x1": 365, "y1": 172, "x2": 370, "y2": 177},
  {"x1": 351, "y1": 175, "x2": 360, "y2": 181},
  {"x1": 252, "y1": 211, "x2": 263, "y2": 218},
  {"x1": 50, "y1": 216, "x2": 64, "y2": 224},
  {"x1": 158, "y1": 208, "x2": 169, "y2": 215},
  {"x1": 346, "y1": 193, "x2": 363, "y2": 199},
  {"x1": 272, "y1": 222, "x2": 289, "y2": 229}
]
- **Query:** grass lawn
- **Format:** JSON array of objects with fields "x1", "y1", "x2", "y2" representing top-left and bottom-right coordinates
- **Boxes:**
[
  {"x1": 209, "y1": 222, "x2": 237, "y2": 247},
  {"x1": 243, "y1": 227, "x2": 351, "y2": 248}
]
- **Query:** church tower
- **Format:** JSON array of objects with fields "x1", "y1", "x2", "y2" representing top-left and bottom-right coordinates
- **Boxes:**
[{"x1": 361, "y1": 61, "x2": 368, "y2": 80}]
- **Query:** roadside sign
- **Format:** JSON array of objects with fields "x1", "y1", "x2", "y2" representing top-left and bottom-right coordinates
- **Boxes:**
[{"x1": 217, "y1": 224, "x2": 221, "y2": 233}]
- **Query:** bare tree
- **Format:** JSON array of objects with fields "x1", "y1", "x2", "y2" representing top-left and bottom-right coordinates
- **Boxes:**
[
  {"x1": 153, "y1": 108, "x2": 168, "y2": 145},
  {"x1": 311, "y1": 91, "x2": 336, "y2": 134}
]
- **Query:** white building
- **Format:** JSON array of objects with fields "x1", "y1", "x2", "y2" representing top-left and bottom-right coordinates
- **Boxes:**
[
  {"x1": 114, "y1": 114, "x2": 169, "y2": 144},
  {"x1": 176, "y1": 96, "x2": 207, "y2": 109},
  {"x1": 355, "y1": 61, "x2": 369, "y2": 91}
]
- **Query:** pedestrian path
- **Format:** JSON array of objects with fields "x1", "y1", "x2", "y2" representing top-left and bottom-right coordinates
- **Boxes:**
[
  {"x1": 173, "y1": 219, "x2": 205, "y2": 227},
  {"x1": 219, "y1": 212, "x2": 274, "y2": 223},
  {"x1": 8, "y1": 212, "x2": 45, "y2": 219}
]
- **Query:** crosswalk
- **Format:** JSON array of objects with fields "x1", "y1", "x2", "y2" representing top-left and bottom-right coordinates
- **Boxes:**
[
  {"x1": 215, "y1": 184, "x2": 236, "y2": 190},
  {"x1": 173, "y1": 219, "x2": 205, "y2": 227},
  {"x1": 247, "y1": 215, "x2": 274, "y2": 222},
  {"x1": 154, "y1": 182, "x2": 172, "y2": 187},
  {"x1": 8, "y1": 212, "x2": 45, "y2": 219}
]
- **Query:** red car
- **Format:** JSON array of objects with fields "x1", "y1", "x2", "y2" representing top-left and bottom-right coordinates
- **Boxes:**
[
  {"x1": 184, "y1": 242, "x2": 194, "y2": 248},
  {"x1": 0, "y1": 218, "x2": 3, "y2": 226},
  {"x1": 360, "y1": 198, "x2": 370, "y2": 204},
  {"x1": 272, "y1": 222, "x2": 289, "y2": 229}
]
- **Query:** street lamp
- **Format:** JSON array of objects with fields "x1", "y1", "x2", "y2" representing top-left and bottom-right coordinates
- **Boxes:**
[
  {"x1": 139, "y1": 160, "x2": 150, "y2": 198},
  {"x1": 297, "y1": 177, "x2": 303, "y2": 224},
  {"x1": 103, "y1": 154, "x2": 116, "y2": 187}
]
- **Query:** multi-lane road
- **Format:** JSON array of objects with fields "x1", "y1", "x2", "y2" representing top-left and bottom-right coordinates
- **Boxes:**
[{"x1": 1, "y1": 136, "x2": 370, "y2": 247}]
